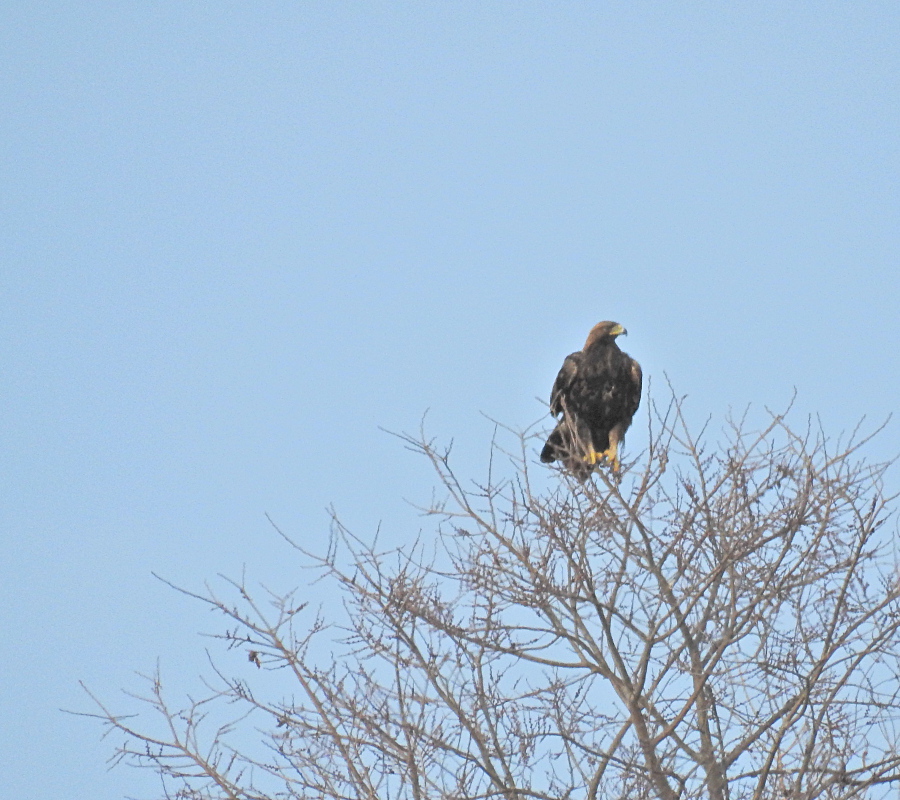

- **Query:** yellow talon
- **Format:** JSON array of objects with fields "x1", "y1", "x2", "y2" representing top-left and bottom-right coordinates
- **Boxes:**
[
  {"x1": 584, "y1": 449, "x2": 601, "y2": 465},
  {"x1": 603, "y1": 444, "x2": 621, "y2": 471},
  {"x1": 582, "y1": 443, "x2": 622, "y2": 471}
]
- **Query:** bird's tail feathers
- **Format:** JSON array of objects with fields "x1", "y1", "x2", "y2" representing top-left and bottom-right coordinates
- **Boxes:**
[{"x1": 540, "y1": 424, "x2": 566, "y2": 463}]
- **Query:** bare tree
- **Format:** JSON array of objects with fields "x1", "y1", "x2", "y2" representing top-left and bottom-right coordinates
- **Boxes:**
[{"x1": 81, "y1": 395, "x2": 900, "y2": 800}]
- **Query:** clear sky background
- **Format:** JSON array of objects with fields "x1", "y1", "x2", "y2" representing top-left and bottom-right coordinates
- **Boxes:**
[{"x1": 2, "y1": 4, "x2": 899, "y2": 798}]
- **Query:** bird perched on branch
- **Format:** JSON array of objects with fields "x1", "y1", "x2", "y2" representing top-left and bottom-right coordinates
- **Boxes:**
[{"x1": 540, "y1": 321, "x2": 642, "y2": 478}]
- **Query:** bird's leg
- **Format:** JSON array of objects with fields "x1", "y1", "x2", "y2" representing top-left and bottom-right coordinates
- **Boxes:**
[
  {"x1": 573, "y1": 421, "x2": 602, "y2": 466},
  {"x1": 603, "y1": 427, "x2": 623, "y2": 471}
]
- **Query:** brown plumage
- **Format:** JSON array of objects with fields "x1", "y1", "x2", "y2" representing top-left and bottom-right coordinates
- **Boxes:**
[{"x1": 540, "y1": 321, "x2": 642, "y2": 478}]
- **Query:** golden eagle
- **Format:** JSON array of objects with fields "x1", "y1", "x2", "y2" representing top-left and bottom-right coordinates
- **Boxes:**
[{"x1": 540, "y1": 321, "x2": 642, "y2": 476}]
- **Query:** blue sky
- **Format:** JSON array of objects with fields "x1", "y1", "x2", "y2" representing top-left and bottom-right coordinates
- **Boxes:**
[{"x1": 2, "y1": 4, "x2": 899, "y2": 798}]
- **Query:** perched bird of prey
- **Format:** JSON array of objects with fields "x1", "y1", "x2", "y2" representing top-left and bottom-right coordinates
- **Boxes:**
[{"x1": 540, "y1": 321, "x2": 642, "y2": 477}]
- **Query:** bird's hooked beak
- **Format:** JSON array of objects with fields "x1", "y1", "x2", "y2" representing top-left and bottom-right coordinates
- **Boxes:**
[{"x1": 611, "y1": 324, "x2": 627, "y2": 337}]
